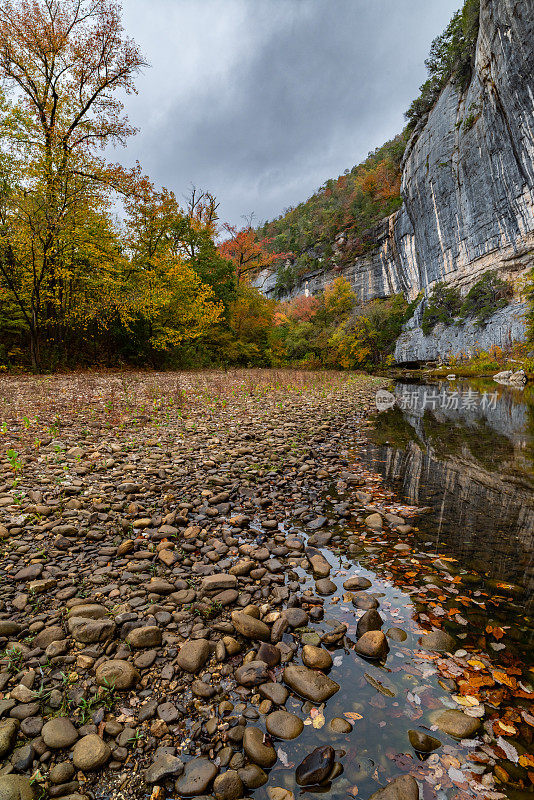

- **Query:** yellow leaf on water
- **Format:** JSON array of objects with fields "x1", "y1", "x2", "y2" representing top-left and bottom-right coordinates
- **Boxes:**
[
  {"x1": 453, "y1": 695, "x2": 479, "y2": 707},
  {"x1": 312, "y1": 713, "x2": 325, "y2": 729}
]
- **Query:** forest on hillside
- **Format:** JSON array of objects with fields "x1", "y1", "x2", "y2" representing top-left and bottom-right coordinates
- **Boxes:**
[{"x1": 0, "y1": 0, "x2": 530, "y2": 377}]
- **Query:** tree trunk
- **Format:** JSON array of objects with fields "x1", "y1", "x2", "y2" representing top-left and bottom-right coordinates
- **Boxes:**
[{"x1": 29, "y1": 312, "x2": 41, "y2": 373}]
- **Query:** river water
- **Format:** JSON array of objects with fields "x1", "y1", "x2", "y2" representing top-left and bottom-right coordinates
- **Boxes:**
[
  {"x1": 255, "y1": 378, "x2": 534, "y2": 800},
  {"x1": 362, "y1": 379, "x2": 534, "y2": 614}
]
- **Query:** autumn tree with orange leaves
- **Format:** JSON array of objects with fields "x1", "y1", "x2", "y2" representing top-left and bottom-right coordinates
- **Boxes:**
[
  {"x1": 0, "y1": 0, "x2": 146, "y2": 370},
  {"x1": 218, "y1": 223, "x2": 290, "y2": 285}
]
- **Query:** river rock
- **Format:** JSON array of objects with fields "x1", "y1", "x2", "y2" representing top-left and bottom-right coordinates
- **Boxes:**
[
  {"x1": 41, "y1": 717, "x2": 78, "y2": 749},
  {"x1": 368, "y1": 774, "x2": 419, "y2": 800},
  {"x1": 301, "y1": 645, "x2": 332, "y2": 670},
  {"x1": 69, "y1": 618, "x2": 115, "y2": 643},
  {"x1": 0, "y1": 719, "x2": 18, "y2": 758},
  {"x1": 235, "y1": 660, "x2": 270, "y2": 687},
  {"x1": 231, "y1": 611, "x2": 270, "y2": 641},
  {"x1": 95, "y1": 659, "x2": 139, "y2": 691},
  {"x1": 356, "y1": 609, "x2": 383, "y2": 637},
  {"x1": 126, "y1": 626, "x2": 162, "y2": 648},
  {"x1": 435, "y1": 710, "x2": 480, "y2": 738},
  {"x1": 177, "y1": 639, "x2": 210, "y2": 673},
  {"x1": 266, "y1": 710, "x2": 304, "y2": 739},
  {"x1": 238, "y1": 764, "x2": 268, "y2": 789},
  {"x1": 408, "y1": 730, "x2": 441, "y2": 752},
  {"x1": 72, "y1": 734, "x2": 111, "y2": 771},
  {"x1": 0, "y1": 775, "x2": 34, "y2": 800},
  {"x1": 354, "y1": 631, "x2": 389, "y2": 659},
  {"x1": 243, "y1": 726, "x2": 277, "y2": 767},
  {"x1": 174, "y1": 757, "x2": 218, "y2": 796},
  {"x1": 213, "y1": 769, "x2": 243, "y2": 800},
  {"x1": 315, "y1": 578, "x2": 336, "y2": 595},
  {"x1": 352, "y1": 592, "x2": 379, "y2": 610},
  {"x1": 329, "y1": 717, "x2": 353, "y2": 733},
  {"x1": 296, "y1": 746, "x2": 335, "y2": 786},
  {"x1": 343, "y1": 576, "x2": 372, "y2": 590},
  {"x1": 258, "y1": 682, "x2": 289, "y2": 705},
  {"x1": 420, "y1": 630, "x2": 456, "y2": 653},
  {"x1": 145, "y1": 753, "x2": 184, "y2": 783},
  {"x1": 283, "y1": 665, "x2": 339, "y2": 702}
]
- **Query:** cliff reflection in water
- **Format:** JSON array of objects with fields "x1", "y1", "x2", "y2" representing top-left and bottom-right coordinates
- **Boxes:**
[{"x1": 362, "y1": 380, "x2": 534, "y2": 598}]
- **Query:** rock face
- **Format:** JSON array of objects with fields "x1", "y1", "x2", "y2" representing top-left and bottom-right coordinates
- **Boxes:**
[{"x1": 254, "y1": 0, "x2": 534, "y2": 360}]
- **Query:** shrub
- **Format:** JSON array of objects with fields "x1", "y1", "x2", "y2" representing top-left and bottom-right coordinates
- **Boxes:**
[
  {"x1": 422, "y1": 284, "x2": 462, "y2": 335},
  {"x1": 406, "y1": 0, "x2": 480, "y2": 130},
  {"x1": 459, "y1": 271, "x2": 513, "y2": 326}
]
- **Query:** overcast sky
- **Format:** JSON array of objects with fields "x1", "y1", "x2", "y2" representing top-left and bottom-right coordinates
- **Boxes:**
[{"x1": 119, "y1": 0, "x2": 460, "y2": 227}]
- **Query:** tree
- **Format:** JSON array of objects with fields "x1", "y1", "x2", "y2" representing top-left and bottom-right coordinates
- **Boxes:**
[
  {"x1": 0, "y1": 0, "x2": 146, "y2": 369},
  {"x1": 218, "y1": 223, "x2": 289, "y2": 284},
  {"x1": 124, "y1": 176, "x2": 224, "y2": 358}
]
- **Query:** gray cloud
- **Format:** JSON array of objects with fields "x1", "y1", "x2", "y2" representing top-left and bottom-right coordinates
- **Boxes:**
[{"x1": 119, "y1": 0, "x2": 461, "y2": 226}]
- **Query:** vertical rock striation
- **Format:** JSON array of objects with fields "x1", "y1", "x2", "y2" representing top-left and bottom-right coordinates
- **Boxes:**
[{"x1": 255, "y1": 0, "x2": 534, "y2": 359}]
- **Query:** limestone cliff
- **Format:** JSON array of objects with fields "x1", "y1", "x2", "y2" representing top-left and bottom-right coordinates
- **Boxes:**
[{"x1": 255, "y1": 0, "x2": 534, "y2": 360}]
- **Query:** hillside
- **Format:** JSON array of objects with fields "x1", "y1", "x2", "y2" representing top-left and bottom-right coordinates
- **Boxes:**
[{"x1": 253, "y1": 0, "x2": 534, "y2": 364}]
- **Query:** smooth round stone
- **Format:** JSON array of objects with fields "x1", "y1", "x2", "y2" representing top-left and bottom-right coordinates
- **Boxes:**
[
  {"x1": 343, "y1": 576, "x2": 372, "y2": 590},
  {"x1": 126, "y1": 626, "x2": 162, "y2": 648},
  {"x1": 368, "y1": 774, "x2": 419, "y2": 800},
  {"x1": 386, "y1": 627, "x2": 407, "y2": 642},
  {"x1": 238, "y1": 764, "x2": 268, "y2": 789},
  {"x1": 174, "y1": 757, "x2": 218, "y2": 797},
  {"x1": 258, "y1": 683, "x2": 289, "y2": 705},
  {"x1": 243, "y1": 726, "x2": 277, "y2": 768},
  {"x1": 256, "y1": 643, "x2": 281, "y2": 667},
  {"x1": 41, "y1": 717, "x2": 78, "y2": 749},
  {"x1": 315, "y1": 578, "x2": 336, "y2": 595},
  {"x1": 177, "y1": 639, "x2": 210, "y2": 673},
  {"x1": 235, "y1": 661, "x2": 270, "y2": 687},
  {"x1": 0, "y1": 775, "x2": 34, "y2": 800},
  {"x1": 420, "y1": 630, "x2": 456, "y2": 653},
  {"x1": 364, "y1": 513, "x2": 383, "y2": 530},
  {"x1": 356, "y1": 609, "x2": 383, "y2": 637},
  {"x1": 145, "y1": 753, "x2": 184, "y2": 783},
  {"x1": 408, "y1": 729, "x2": 441, "y2": 752},
  {"x1": 213, "y1": 769, "x2": 243, "y2": 800},
  {"x1": 49, "y1": 762, "x2": 75, "y2": 784},
  {"x1": 354, "y1": 631, "x2": 389, "y2": 660},
  {"x1": 231, "y1": 611, "x2": 270, "y2": 641},
  {"x1": 352, "y1": 592, "x2": 379, "y2": 610},
  {"x1": 282, "y1": 608, "x2": 308, "y2": 628},
  {"x1": 95, "y1": 659, "x2": 139, "y2": 691},
  {"x1": 435, "y1": 710, "x2": 480, "y2": 738},
  {"x1": 301, "y1": 645, "x2": 333, "y2": 671},
  {"x1": 329, "y1": 717, "x2": 353, "y2": 733},
  {"x1": 72, "y1": 734, "x2": 111, "y2": 771},
  {"x1": 266, "y1": 710, "x2": 303, "y2": 740},
  {"x1": 0, "y1": 719, "x2": 18, "y2": 758},
  {"x1": 267, "y1": 789, "x2": 294, "y2": 800},
  {"x1": 283, "y1": 665, "x2": 339, "y2": 703},
  {"x1": 296, "y1": 746, "x2": 335, "y2": 786}
]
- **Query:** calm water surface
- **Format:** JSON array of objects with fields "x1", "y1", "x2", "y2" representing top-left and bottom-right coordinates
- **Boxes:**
[{"x1": 251, "y1": 379, "x2": 533, "y2": 800}]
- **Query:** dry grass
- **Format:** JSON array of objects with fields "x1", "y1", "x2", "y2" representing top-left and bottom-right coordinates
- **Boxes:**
[{"x1": 0, "y1": 368, "x2": 358, "y2": 428}]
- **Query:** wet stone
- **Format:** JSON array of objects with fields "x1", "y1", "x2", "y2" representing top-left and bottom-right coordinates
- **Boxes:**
[
  {"x1": 435, "y1": 710, "x2": 480, "y2": 738},
  {"x1": 368, "y1": 774, "x2": 420, "y2": 800},
  {"x1": 296, "y1": 745, "x2": 335, "y2": 786},
  {"x1": 283, "y1": 665, "x2": 339, "y2": 703},
  {"x1": 174, "y1": 757, "x2": 218, "y2": 797},
  {"x1": 242, "y1": 726, "x2": 277, "y2": 768},
  {"x1": 266, "y1": 710, "x2": 304, "y2": 740}
]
